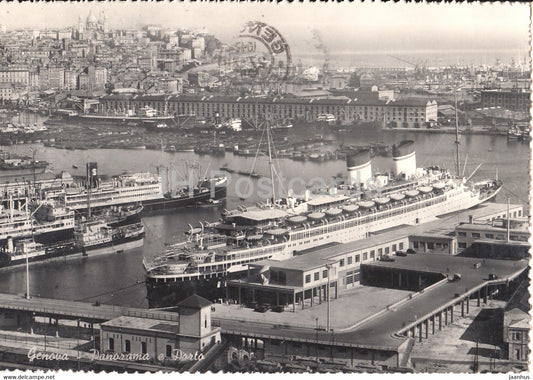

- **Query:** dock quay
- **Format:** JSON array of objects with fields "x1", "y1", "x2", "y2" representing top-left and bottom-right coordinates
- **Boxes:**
[{"x1": 0, "y1": 201, "x2": 527, "y2": 372}]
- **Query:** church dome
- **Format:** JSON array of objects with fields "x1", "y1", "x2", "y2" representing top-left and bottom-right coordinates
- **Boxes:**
[{"x1": 87, "y1": 11, "x2": 97, "y2": 24}]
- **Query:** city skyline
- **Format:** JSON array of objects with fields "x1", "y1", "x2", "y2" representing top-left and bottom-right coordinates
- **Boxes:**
[{"x1": 0, "y1": 3, "x2": 529, "y2": 56}]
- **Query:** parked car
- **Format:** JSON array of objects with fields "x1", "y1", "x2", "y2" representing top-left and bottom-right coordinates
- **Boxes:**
[
  {"x1": 380, "y1": 255, "x2": 395, "y2": 262},
  {"x1": 254, "y1": 303, "x2": 271, "y2": 313},
  {"x1": 246, "y1": 301, "x2": 258, "y2": 309},
  {"x1": 271, "y1": 305, "x2": 284, "y2": 313},
  {"x1": 406, "y1": 248, "x2": 416, "y2": 254},
  {"x1": 395, "y1": 250, "x2": 407, "y2": 257}
]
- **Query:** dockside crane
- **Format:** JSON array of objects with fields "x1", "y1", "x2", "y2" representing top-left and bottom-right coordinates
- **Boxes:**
[{"x1": 388, "y1": 55, "x2": 428, "y2": 79}]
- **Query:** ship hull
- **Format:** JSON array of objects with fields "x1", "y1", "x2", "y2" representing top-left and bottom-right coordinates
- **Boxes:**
[
  {"x1": 63, "y1": 184, "x2": 226, "y2": 214},
  {"x1": 141, "y1": 185, "x2": 227, "y2": 213},
  {"x1": 0, "y1": 243, "x2": 77, "y2": 268},
  {"x1": 80, "y1": 235, "x2": 144, "y2": 257},
  {"x1": 0, "y1": 228, "x2": 75, "y2": 247},
  {"x1": 70, "y1": 115, "x2": 175, "y2": 125},
  {"x1": 145, "y1": 182, "x2": 502, "y2": 308},
  {"x1": 0, "y1": 234, "x2": 143, "y2": 269}
]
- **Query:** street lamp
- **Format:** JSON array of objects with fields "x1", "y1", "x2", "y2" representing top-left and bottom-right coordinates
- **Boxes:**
[
  {"x1": 326, "y1": 264, "x2": 331, "y2": 332},
  {"x1": 315, "y1": 317, "x2": 319, "y2": 362}
]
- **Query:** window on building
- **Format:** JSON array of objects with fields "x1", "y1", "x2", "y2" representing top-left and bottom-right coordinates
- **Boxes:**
[
  {"x1": 109, "y1": 338, "x2": 114, "y2": 351},
  {"x1": 378, "y1": 248, "x2": 383, "y2": 256},
  {"x1": 355, "y1": 255, "x2": 360, "y2": 263},
  {"x1": 166, "y1": 345, "x2": 172, "y2": 358},
  {"x1": 314, "y1": 272, "x2": 320, "y2": 281},
  {"x1": 485, "y1": 233, "x2": 494, "y2": 239},
  {"x1": 347, "y1": 256, "x2": 352, "y2": 265},
  {"x1": 385, "y1": 247, "x2": 390, "y2": 254},
  {"x1": 471, "y1": 233, "x2": 481, "y2": 239},
  {"x1": 413, "y1": 241, "x2": 419, "y2": 249},
  {"x1": 363, "y1": 252, "x2": 368, "y2": 261},
  {"x1": 125, "y1": 340, "x2": 131, "y2": 353},
  {"x1": 370, "y1": 250, "x2": 375, "y2": 260},
  {"x1": 141, "y1": 342, "x2": 147, "y2": 354},
  {"x1": 457, "y1": 232, "x2": 467, "y2": 237},
  {"x1": 323, "y1": 270, "x2": 328, "y2": 278},
  {"x1": 205, "y1": 315, "x2": 208, "y2": 328},
  {"x1": 458, "y1": 242, "x2": 467, "y2": 249},
  {"x1": 512, "y1": 332, "x2": 521, "y2": 341},
  {"x1": 305, "y1": 274, "x2": 311, "y2": 283},
  {"x1": 427, "y1": 242, "x2": 434, "y2": 250},
  {"x1": 399, "y1": 242, "x2": 404, "y2": 250},
  {"x1": 392, "y1": 244, "x2": 397, "y2": 252},
  {"x1": 340, "y1": 259, "x2": 345, "y2": 267}
]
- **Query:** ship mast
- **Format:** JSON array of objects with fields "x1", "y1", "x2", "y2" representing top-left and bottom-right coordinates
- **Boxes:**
[
  {"x1": 454, "y1": 89, "x2": 461, "y2": 178},
  {"x1": 86, "y1": 163, "x2": 92, "y2": 219},
  {"x1": 266, "y1": 124, "x2": 276, "y2": 204}
]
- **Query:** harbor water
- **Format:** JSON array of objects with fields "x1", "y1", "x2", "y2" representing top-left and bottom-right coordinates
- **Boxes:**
[{"x1": 0, "y1": 128, "x2": 528, "y2": 308}]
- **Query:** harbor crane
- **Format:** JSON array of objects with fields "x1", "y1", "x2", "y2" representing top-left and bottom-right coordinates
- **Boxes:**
[{"x1": 388, "y1": 55, "x2": 428, "y2": 79}]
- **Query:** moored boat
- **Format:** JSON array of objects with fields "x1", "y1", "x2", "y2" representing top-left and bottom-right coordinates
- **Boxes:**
[{"x1": 144, "y1": 137, "x2": 503, "y2": 308}]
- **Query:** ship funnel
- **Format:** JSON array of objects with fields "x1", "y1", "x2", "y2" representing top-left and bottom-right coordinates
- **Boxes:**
[
  {"x1": 304, "y1": 189, "x2": 310, "y2": 202},
  {"x1": 346, "y1": 149, "x2": 372, "y2": 188},
  {"x1": 392, "y1": 140, "x2": 416, "y2": 179}
]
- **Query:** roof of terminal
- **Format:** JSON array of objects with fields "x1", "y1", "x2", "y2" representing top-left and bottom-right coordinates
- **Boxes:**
[
  {"x1": 102, "y1": 316, "x2": 178, "y2": 334},
  {"x1": 363, "y1": 252, "x2": 527, "y2": 279}
]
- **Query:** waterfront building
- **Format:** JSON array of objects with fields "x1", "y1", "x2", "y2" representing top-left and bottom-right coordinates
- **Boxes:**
[
  {"x1": 99, "y1": 295, "x2": 221, "y2": 359},
  {"x1": 226, "y1": 203, "x2": 523, "y2": 309},
  {"x1": 88, "y1": 66, "x2": 107, "y2": 91},
  {"x1": 96, "y1": 94, "x2": 438, "y2": 128},
  {"x1": 409, "y1": 232, "x2": 456, "y2": 255},
  {"x1": 0, "y1": 83, "x2": 16, "y2": 101},
  {"x1": 481, "y1": 89, "x2": 531, "y2": 112},
  {"x1": 0, "y1": 67, "x2": 30, "y2": 86},
  {"x1": 455, "y1": 216, "x2": 529, "y2": 260},
  {"x1": 503, "y1": 281, "x2": 530, "y2": 362}
]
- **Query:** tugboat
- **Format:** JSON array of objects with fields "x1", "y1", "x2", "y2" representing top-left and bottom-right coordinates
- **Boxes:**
[{"x1": 74, "y1": 220, "x2": 144, "y2": 256}]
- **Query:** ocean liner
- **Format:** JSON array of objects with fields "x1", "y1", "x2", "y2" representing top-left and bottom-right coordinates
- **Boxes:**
[
  {"x1": 0, "y1": 218, "x2": 145, "y2": 267},
  {"x1": 144, "y1": 138, "x2": 502, "y2": 308},
  {"x1": 43, "y1": 163, "x2": 227, "y2": 213},
  {"x1": 0, "y1": 199, "x2": 76, "y2": 246}
]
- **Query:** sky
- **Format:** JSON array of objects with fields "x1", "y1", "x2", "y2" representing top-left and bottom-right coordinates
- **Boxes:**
[{"x1": 0, "y1": 2, "x2": 530, "y2": 56}]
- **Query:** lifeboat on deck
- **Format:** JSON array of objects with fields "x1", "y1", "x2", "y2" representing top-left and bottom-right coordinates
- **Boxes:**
[
  {"x1": 419, "y1": 186, "x2": 433, "y2": 194},
  {"x1": 433, "y1": 182, "x2": 445, "y2": 190},
  {"x1": 266, "y1": 228, "x2": 289, "y2": 236},
  {"x1": 289, "y1": 215, "x2": 307, "y2": 224},
  {"x1": 342, "y1": 204, "x2": 359, "y2": 213},
  {"x1": 405, "y1": 190, "x2": 419, "y2": 197},
  {"x1": 389, "y1": 193, "x2": 405, "y2": 202},
  {"x1": 326, "y1": 208, "x2": 342, "y2": 217},
  {"x1": 246, "y1": 234, "x2": 263, "y2": 241},
  {"x1": 359, "y1": 201, "x2": 375, "y2": 208},
  {"x1": 374, "y1": 197, "x2": 390, "y2": 205},
  {"x1": 308, "y1": 212, "x2": 325, "y2": 220}
]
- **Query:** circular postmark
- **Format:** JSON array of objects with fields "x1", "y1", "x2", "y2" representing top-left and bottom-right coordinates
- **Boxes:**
[{"x1": 217, "y1": 21, "x2": 292, "y2": 84}]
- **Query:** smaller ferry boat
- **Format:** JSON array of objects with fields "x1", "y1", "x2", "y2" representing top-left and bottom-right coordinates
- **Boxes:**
[{"x1": 75, "y1": 220, "x2": 145, "y2": 256}]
